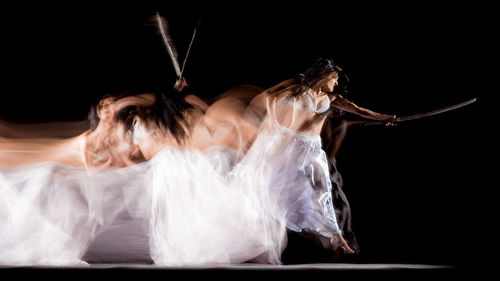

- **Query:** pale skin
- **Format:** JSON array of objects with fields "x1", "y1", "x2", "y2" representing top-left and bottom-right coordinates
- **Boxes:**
[
  {"x1": 67, "y1": 95, "x2": 153, "y2": 172},
  {"x1": 264, "y1": 72, "x2": 395, "y2": 136},
  {"x1": 81, "y1": 92, "x2": 207, "y2": 166},
  {"x1": 174, "y1": 77, "x2": 256, "y2": 152},
  {"x1": 0, "y1": 97, "x2": 144, "y2": 170},
  {"x1": 129, "y1": 79, "x2": 262, "y2": 159}
]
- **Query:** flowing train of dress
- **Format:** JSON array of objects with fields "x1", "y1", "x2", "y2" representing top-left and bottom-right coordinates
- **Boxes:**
[
  {"x1": 0, "y1": 145, "x2": 287, "y2": 265},
  {"x1": 0, "y1": 162, "x2": 97, "y2": 265},
  {"x1": 145, "y1": 147, "x2": 286, "y2": 265}
]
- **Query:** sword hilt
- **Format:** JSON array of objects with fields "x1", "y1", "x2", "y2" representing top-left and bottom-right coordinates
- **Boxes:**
[{"x1": 359, "y1": 120, "x2": 390, "y2": 127}]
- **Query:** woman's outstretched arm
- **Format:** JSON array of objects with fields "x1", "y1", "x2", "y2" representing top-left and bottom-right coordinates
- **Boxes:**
[{"x1": 331, "y1": 94, "x2": 395, "y2": 121}]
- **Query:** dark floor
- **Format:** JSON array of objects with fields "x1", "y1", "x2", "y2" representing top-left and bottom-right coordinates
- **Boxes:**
[{"x1": 0, "y1": 263, "x2": 472, "y2": 280}]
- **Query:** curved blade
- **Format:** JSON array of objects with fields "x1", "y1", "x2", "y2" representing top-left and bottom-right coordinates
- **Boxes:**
[
  {"x1": 396, "y1": 98, "x2": 476, "y2": 122},
  {"x1": 179, "y1": 18, "x2": 201, "y2": 79},
  {"x1": 156, "y1": 12, "x2": 181, "y2": 78}
]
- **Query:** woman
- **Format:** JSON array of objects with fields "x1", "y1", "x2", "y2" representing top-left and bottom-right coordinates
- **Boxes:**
[
  {"x1": 232, "y1": 58, "x2": 396, "y2": 256},
  {"x1": 82, "y1": 94, "x2": 151, "y2": 170}
]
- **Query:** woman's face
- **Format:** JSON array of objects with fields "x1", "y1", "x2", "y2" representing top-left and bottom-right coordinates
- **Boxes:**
[
  {"x1": 320, "y1": 72, "x2": 339, "y2": 93},
  {"x1": 97, "y1": 98, "x2": 115, "y2": 122}
]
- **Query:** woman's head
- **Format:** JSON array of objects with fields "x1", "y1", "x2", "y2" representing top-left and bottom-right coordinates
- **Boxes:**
[
  {"x1": 96, "y1": 96, "x2": 116, "y2": 122},
  {"x1": 318, "y1": 71, "x2": 339, "y2": 93},
  {"x1": 88, "y1": 94, "x2": 116, "y2": 130},
  {"x1": 298, "y1": 58, "x2": 343, "y2": 92}
]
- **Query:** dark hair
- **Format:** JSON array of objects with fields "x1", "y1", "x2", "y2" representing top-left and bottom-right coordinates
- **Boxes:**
[
  {"x1": 150, "y1": 90, "x2": 193, "y2": 143},
  {"x1": 294, "y1": 58, "x2": 350, "y2": 118},
  {"x1": 296, "y1": 58, "x2": 343, "y2": 89},
  {"x1": 115, "y1": 89, "x2": 193, "y2": 144}
]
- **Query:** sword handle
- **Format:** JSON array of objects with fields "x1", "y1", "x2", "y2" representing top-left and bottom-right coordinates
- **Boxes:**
[
  {"x1": 360, "y1": 121, "x2": 386, "y2": 126},
  {"x1": 360, "y1": 115, "x2": 397, "y2": 127}
]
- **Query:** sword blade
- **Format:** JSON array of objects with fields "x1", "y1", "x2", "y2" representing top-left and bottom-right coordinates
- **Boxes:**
[
  {"x1": 396, "y1": 98, "x2": 476, "y2": 122},
  {"x1": 156, "y1": 12, "x2": 181, "y2": 77},
  {"x1": 179, "y1": 18, "x2": 201, "y2": 79}
]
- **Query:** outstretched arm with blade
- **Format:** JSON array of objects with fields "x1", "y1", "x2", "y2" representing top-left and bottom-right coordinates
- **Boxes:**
[
  {"x1": 330, "y1": 93, "x2": 396, "y2": 123},
  {"x1": 342, "y1": 97, "x2": 477, "y2": 126}
]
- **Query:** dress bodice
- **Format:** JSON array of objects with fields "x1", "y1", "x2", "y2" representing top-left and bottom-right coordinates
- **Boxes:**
[{"x1": 277, "y1": 93, "x2": 330, "y2": 114}]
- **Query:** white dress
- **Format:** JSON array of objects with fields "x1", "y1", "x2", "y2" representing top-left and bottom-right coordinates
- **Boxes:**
[
  {"x1": 231, "y1": 94, "x2": 341, "y2": 241},
  {"x1": 0, "y1": 147, "x2": 287, "y2": 265},
  {"x1": 1, "y1": 97, "x2": 342, "y2": 265},
  {"x1": 145, "y1": 147, "x2": 286, "y2": 265}
]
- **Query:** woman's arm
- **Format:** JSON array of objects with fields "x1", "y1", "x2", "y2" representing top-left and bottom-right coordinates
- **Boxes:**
[
  {"x1": 261, "y1": 78, "x2": 297, "y2": 96},
  {"x1": 246, "y1": 79, "x2": 299, "y2": 123},
  {"x1": 112, "y1": 93, "x2": 156, "y2": 112},
  {"x1": 185, "y1": 94, "x2": 208, "y2": 112},
  {"x1": 331, "y1": 94, "x2": 395, "y2": 121}
]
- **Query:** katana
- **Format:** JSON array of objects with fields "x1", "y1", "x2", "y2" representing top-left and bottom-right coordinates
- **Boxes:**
[
  {"x1": 361, "y1": 98, "x2": 476, "y2": 126},
  {"x1": 179, "y1": 18, "x2": 201, "y2": 80},
  {"x1": 156, "y1": 12, "x2": 181, "y2": 78},
  {"x1": 395, "y1": 98, "x2": 476, "y2": 123},
  {"x1": 156, "y1": 12, "x2": 201, "y2": 81}
]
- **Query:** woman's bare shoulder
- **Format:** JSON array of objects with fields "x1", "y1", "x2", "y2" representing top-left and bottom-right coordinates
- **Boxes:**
[
  {"x1": 272, "y1": 84, "x2": 302, "y2": 98},
  {"x1": 328, "y1": 92, "x2": 344, "y2": 102}
]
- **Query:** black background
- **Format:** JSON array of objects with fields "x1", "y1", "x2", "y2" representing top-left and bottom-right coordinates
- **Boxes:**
[{"x1": 0, "y1": 2, "x2": 489, "y2": 267}]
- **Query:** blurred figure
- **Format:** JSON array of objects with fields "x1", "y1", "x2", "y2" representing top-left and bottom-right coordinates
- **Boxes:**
[
  {"x1": 0, "y1": 93, "x2": 147, "y2": 170},
  {"x1": 106, "y1": 83, "x2": 288, "y2": 265}
]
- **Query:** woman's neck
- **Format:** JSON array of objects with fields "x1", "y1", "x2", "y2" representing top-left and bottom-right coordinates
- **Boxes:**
[
  {"x1": 305, "y1": 87, "x2": 324, "y2": 99},
  {"x1": 90, "y1": 121, "x2": 113, "y2": 135}
]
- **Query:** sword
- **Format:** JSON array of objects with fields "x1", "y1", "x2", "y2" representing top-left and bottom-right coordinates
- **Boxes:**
[
  {"x1": 179, "y1": 18, "x2": 201, "y2": 80},
  {"x1": 361, "y1": 98, "x2": 476, "y2": 126},
  {"x1": 396, "y1": 98, "x2": 476, "y2": 122},
  {"x1": 156, "y1": 12, "x2": 181, "y2": 78}
]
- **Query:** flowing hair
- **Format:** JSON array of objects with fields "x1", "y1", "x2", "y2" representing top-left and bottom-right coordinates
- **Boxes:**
[{"x1": 115, "y1": 89, "x2": 193, "y2": 144}]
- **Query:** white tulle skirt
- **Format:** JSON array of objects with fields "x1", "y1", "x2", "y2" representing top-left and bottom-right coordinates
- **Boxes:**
[
  {"x1": 0, "y1": 145, "x2": 287, "y2": 266},
  {"x1": 146, "y1": 147, "x2": 286, "y2": 265},
  {"x1": 0, "y1": 162, "x2": 97, "y2": 265},
  {"x1": 0, "y1": 117, "x2": 342, "y2": 265},
  {"x1": 232, "y1": 124, "x2": 341, "y2": 239}
]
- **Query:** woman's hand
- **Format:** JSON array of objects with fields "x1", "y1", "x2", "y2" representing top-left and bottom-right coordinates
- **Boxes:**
[
  {"x1": 331, "y1": 234, "x2": 355, "y2": 254},
  {"x1": 174, "y1": 78, "x2": 189, "y2": 92},
  {"x1": 384, "y1": 115, "x2": 397, "y2": 127}
]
